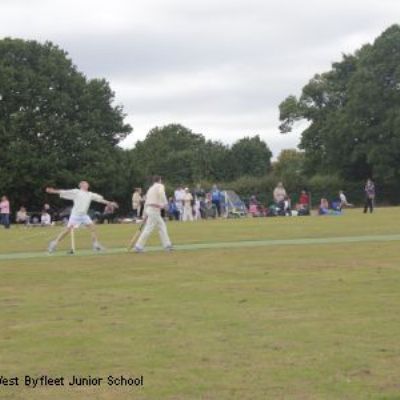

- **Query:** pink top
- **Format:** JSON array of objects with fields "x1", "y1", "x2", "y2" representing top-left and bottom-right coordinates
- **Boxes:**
[{"x1": 0, "y1": 200, "x2": 10, "y2": 214}]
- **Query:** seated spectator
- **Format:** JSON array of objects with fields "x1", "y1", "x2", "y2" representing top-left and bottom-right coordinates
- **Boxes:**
[
  {"x1": 283, "y1": 196, "x2": 292, "y2": 216},
  {"x1": 296, "y1": 190, "x2": 310, "y2": 216},
  {"x1": 319, "y1": 198, "x2": 330, "y2": 215},
  {"x1": 16, "y1": 206, "x2": 29, "y2": 224},
  {"x1": 319, "y1": 198, "x2": 341, "y2": 216},
  {"x1": 102, "y1": 202, "x2": 117, "y2": 224},
  {"x1": 43, "y1": 203, "x2": 54, "y2": 219},
  {"x1": 339, "y1": 190, "x2": 353, "y2": 208},
  {"x1": 41, "y1": 210, "x2": 52, "y2": 226},
  {"x1": 167, "y1": 197, "x2": 180, "y2": 221},
  {"x1": 299, "y1": 190, "x2": 309, "y2": 207},
  {"x1": 248, "y1": 196, "x2": 259, "y2": 216}
]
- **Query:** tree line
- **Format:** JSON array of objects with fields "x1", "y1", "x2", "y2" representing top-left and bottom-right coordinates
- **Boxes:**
[{"x1": 1, "y1": 26, "x2": 399, "y2": 213}]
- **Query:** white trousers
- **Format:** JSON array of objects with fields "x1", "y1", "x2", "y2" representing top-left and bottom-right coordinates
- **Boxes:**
[
  {"x1": 136, "y1": 208, "x2": 172, "y2": 249},
  {"x1": 182, "y1": 205, "x2": 194, "y2": 222}
]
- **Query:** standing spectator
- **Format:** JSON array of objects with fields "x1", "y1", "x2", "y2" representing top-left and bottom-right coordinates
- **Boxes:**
[
  {"x1": 273, "y1": 182, "x2": 287, "y2": 205},
  {"x1": 194, "y1": 183, "x2": 205, "y2": 201},
  {"x1": 194, "y1": 197, "x2": 201, "y2": 220},
  {"x1": 132, "y1": 188, "x2": 142, "y2": 218},
  {"x1": 273, "y1": 182, "x2": 287, "y2": 215},
  {"x1": 211, "y1": 184, "x2": 222, "y2": 217},
  {"x1": 364, "y1": 179, "x2": 375, "y2": 213},
  {"x1": 167, "y1": 198, "x2": 180, "y2": 220},
  {"x1": 16, "y1": 206, "x2": 29, "y2": 225},
  {"x1": 139, "y1": 193, "x2": 146, "y2": 218},
  {"x1": 174, "y1": 186, "x2": 185, "y2": 220},
  {"x1": 194, "y1": 183, "x2": 206, "y2": 219},
  {"x1": 0, "y1": 196, "x2": 10, "y2": 229},
  {"x1": 182, "y1": 188, "x2": 194, "y2": 222}
]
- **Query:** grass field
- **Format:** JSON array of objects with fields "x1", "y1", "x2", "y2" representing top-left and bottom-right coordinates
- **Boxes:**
[{"x1": 0, "y1": 208, "x2": 400, "y2": 399}]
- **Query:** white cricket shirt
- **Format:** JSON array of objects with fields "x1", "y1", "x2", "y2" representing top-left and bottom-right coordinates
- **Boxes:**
[{"x1": 59, "y1": 189, "x2": 104, "y2": 216}]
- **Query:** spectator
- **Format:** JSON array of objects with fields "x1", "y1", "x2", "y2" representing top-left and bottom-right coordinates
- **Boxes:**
[
  {"x1": 182, "y1": 188, "x2": 194, "y2": 222},
  {"x1": 174, "y1": 185, "x2": 185, "y2": 220},
  {"x1": 299, "y1": 190, "x2": 309, "y2": 207},
  {"x1": 16, "y1": 206, "x2": 29, "y2": 225},
  {"x1": 194, "y1": 183, "x2": 205, "y2": 201},
  {"x1": 167, "y1": 197, "x2": 180, "y2": 220},
  {"x1": 296, "y1": 190, "x2": 310, "y2": 216},
  {"x1": 249, "y1": 196, "x2": 260, "y2": 217},
  {"x1": 273, "y1": 182, "x2": 287, "y2": 205},
  {"x1": 283, "y1": 196, "x2": 292, "y2": 216},
  {"x1": 194, "y1": 197, "x2": 201, "y2": 220},
  {"x1": 43, "y1": 203, "x2": 54, "y2": 220},
  {"x1": 211, "y1": 184, "x2": 222, "y2": 217},
  {"x1": 140, "y1": 193, "x2": 146, "y2": 218},
  {"x1": 102, "y1": 202, "x2": 117, "y2": 224},
  {"x1": 339, "y1": 190, "x2": 353, "y2": 208},
  {"x1": 0, "y1": 196, "x2": 10, "y2": 229},
  {"x1": 132, "y1": 188, "x2": 142, "y2": 218},
  {"x1": 363, "y1": 179, "x2": 375, "y2": 214},
  {"x1": 319, "y1": 198, "x2": 330, "y2": 215},
  {"x1": 194, "y1": 184, "x2": 207, "y2": 219},
  {"x1": 41, "y1": 210, "x2": 52, "y2": 226},
  {"x1": 273, "y1": 182, "x2": 287, "y2": 215}
]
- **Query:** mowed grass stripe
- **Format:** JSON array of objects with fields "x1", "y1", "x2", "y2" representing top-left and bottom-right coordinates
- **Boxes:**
[{"x1": 1, "y1": 233, "x2": 400, "y2": 261}]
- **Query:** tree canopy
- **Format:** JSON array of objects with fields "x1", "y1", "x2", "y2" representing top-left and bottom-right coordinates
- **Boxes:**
[
  {"x1": 0, "y1": 38, "x2": 132, "y2": 207},
  {"x1": 279, "y1": 24, "x2": 400, "y2": 186},
  {"x1": 129, "y1": 124, "x2": 272, "y2": 185}
]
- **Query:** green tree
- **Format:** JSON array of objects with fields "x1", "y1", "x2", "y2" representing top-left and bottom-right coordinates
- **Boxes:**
[
  {"x1": 230, "y1": 135, "x2": 272, "y2": 177},
  {"x1": 279, "y1": 24, "x2": 400, "y2": 187},
  {"x1": 273, "y1": 149, "x2": 305, "y2": 180},
  {"x1": 130, "y1": 124, "x2": 236, "y2": 184},
  {"x1": 0, "y1": 38, "x2": 131, "y2": 208}
]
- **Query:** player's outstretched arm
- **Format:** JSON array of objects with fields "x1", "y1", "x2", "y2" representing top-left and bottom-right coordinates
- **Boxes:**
[
  {"x1": 93, "y1": 194, "x2": 119, "y2": 209},
  {"x1": 46, "y1": 187, "x2": 61, "y2": 195}
]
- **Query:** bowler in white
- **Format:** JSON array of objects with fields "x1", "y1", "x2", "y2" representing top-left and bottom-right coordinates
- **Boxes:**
[{"x1": 46, "y1": 181, "x2": 118, "y2": 253}]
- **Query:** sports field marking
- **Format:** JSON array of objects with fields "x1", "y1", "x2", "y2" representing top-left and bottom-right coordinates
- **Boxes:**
[{"x1": 0, "y1": 233, "x2": 399, "y2": 261}]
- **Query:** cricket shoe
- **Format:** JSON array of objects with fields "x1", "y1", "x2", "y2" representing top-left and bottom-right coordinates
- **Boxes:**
[
  {"x1": 48, "y1": 240, "x2": 57, "y2": 254},
  {"x1": 165, "y1": 245, "x2": 174, "y2": 252},
  {"x1": 93, "y1": 242, "x2": 105, "y2": 252},
  {"x1": 133, "y1": 246, "x2": 144, "y2": 253}
]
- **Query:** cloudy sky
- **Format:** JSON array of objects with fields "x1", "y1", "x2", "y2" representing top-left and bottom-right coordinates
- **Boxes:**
[{"x1": 1, "y1": 0, "x2": 399, "y2": 156}]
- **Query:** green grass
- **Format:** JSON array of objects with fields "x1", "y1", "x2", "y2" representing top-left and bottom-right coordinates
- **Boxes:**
[{"x1": 0, "y1": 208, "x2": 400, "y2": 399}]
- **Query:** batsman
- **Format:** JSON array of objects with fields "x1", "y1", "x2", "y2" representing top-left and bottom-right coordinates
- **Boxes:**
[{"x1": 132, "y1": 175, "x2": 173, "y2": 253}]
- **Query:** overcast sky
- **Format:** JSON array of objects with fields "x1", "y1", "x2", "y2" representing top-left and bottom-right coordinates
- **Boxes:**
[{"x1": 1, "y1": 0, "x2": 399, "y2": 157}]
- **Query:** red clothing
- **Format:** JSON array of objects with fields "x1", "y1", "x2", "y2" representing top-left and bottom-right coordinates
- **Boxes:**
[{"x1": 299, "y1": 194, "x2": 309, "y2": 205}]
